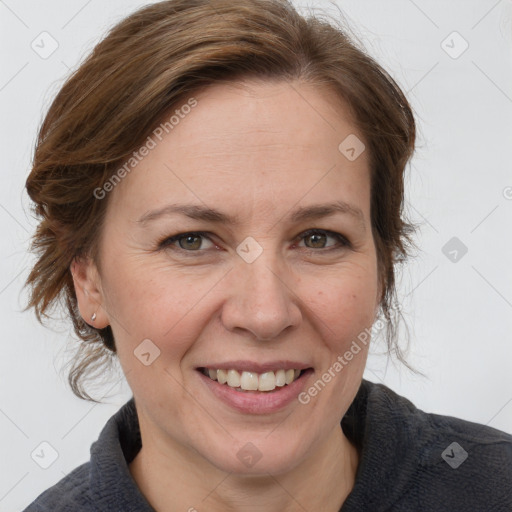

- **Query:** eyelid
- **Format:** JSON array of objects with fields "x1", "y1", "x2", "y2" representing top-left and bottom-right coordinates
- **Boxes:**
[
  {"x1": 158, "y1": 231, "x2": 216, "y2": 253},
  {"x1": 296, "y1": 229, "x2": 351, "y2": 250},
  {"x1": 158, "y1": 228, "x2": 351, "y2": 253}
]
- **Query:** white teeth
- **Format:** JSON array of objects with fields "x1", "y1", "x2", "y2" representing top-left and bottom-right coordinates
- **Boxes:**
[
  {"x1": 227, "y1": 369, "x2": 241, "y2": 388},
  {"x1": 240, "y1": 371, "x2": 259, "y2": 391},
  {"x1": 202, "y1": 368, "x2": 304, "y2": 392},
  {"x1": 275, "y1": 369, "x2": 286, "y2": 387},
  {"x1": 258, "y1": 372, "x2": 276, "y2": 391},
  {"x1": 217, "y1": 369, "x2": 228, "y2": 384}
]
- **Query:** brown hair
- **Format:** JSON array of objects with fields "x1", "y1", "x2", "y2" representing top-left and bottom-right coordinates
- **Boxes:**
[{"x1": 24, "y1": 0, "x2": 418, "y2": 402}]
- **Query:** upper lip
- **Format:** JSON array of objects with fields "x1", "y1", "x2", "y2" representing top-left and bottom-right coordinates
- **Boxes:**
[{"x1": 197, "y1": 360, "x2": 312, "y2": 373}]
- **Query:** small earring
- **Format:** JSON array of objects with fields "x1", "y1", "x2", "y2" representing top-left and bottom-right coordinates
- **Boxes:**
[{"x1": 91, "y1": 312, "x2": 97, "y2": 322}]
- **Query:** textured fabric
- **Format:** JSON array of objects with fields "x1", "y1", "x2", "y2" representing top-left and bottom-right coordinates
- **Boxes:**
[{"x1": 23, "y1": 379, "x2": 512, "y2": 511}]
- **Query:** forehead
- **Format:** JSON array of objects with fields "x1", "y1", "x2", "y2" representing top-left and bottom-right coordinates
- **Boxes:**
[
  {"x1": 108, "y1": 79, "x2": 370, "y2": 222},
  {"x1": 171, "y1": 79, "x2": 363, "y2": 158}
]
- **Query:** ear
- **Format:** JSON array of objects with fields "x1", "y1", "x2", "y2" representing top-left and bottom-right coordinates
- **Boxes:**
[{"x1": 70, "y1": 256, "x2": 109, "y2": 329}]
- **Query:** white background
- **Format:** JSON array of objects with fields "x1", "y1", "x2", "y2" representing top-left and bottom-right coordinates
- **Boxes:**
[{"x1": 1, "y1": 0, "x2": 511, "y2": 510}]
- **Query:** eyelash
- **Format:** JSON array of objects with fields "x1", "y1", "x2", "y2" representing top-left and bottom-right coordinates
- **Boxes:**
[{"x1": 157, "y1": 229, "x2": 351, "y2": 255}]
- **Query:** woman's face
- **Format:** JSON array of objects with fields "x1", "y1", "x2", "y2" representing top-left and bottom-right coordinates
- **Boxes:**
[{"x1": 77, "y1": 79, "x2": 380, "y2": 475}]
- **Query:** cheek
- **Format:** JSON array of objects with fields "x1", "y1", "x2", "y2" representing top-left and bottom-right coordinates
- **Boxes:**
[
  {"x1": 303, "y1": 265, "x2": 378, "y2": 336},
  {"x1": 101, "y1": 255, "x2": 222, "y2": 358}
]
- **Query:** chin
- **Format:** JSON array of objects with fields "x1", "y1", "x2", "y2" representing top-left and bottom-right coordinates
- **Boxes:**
[{"x1": 196, "y1": 432, "x2": 310, "y2": 477}]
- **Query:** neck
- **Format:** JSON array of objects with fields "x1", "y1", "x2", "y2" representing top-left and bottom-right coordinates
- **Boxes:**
[{"x1": 129, "y1": 423, "x2": 359, "y2": 512}]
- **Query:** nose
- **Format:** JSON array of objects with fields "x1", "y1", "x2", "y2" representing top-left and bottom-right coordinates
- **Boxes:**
[{"x1": 220, "y1": 255, "x2": 302, "y2": 340}]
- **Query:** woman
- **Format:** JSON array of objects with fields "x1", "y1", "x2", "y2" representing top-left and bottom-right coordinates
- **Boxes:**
[{"x1": 22, "y1": 0, "x2": 512, "y2": 510}]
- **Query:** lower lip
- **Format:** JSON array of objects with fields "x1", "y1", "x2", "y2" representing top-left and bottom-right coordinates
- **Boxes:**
[{"x1": 197, "y1": 369, "x2": 314, "y2": 414}]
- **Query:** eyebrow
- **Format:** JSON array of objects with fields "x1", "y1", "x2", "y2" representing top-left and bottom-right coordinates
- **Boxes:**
[{"x1": 137, "y1": 200, "x2": 366, "y2": 231}]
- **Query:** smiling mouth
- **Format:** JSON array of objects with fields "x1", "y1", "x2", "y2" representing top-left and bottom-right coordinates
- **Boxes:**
[{"x1": 198, "y1": 367, "x2": 310, "y2": 393}]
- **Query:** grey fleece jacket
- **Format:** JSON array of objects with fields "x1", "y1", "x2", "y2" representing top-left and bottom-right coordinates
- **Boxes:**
[{"x1": 23, "y1": 379, "x2": 512, "y2": 511}]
